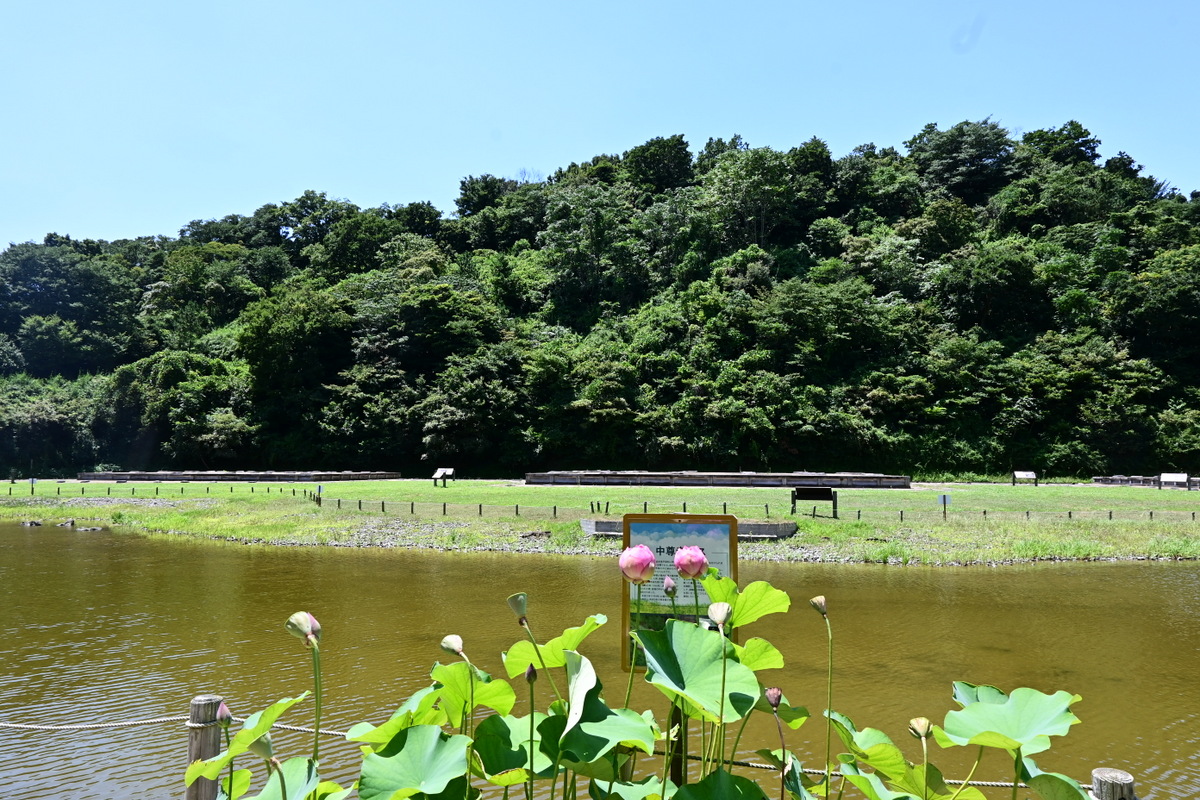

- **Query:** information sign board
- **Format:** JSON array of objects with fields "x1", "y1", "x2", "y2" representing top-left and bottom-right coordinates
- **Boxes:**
[{"x1": 621, "y1": 513, "x2": 737, "y2": 668}]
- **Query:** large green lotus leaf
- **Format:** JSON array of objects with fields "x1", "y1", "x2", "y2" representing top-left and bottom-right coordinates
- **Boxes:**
[
  {"x1": 673, "y1": 768, "x2": 769, "y2": 800},
  {"x1": 636, "y1": 620, "x2": 759, "y2": 724},
  {"x1": 564, "y1": 650, "x2": 599, "y2": 734},
  {"x1": 1020, "y1": 756, "x2": 1091, "y2": 800},
  {"x1": 700, "y1": 577, "x2": 791, "y2": 629},
  {"x1": 245, "y1": 756, "x2": 318, "y2": 800},
  {"x1": 753, "y1": 689, "x2": 808, "y2": 730},
  {"x1": 588, "y1": 775, "x2": 677, "y2": 800},
  {"x1": 312, "y1": 780, "x2": 354, "y2": 800},
  {"x1": 753, "y1": 750, "x2": 818, "y2": 800},
  {"x1": 346, "y1": 686, "x2": 444, "y2": 747},
  {"x1": 556, "y1": 651, "x2": 658, "y2": 770},
  {"x1": 358, "y1": 725, "x2": 471, "y2": 800},
  {"x1": 883, "y1": 761, "x2": 986, "y2": 800},
  {"x1": 827, "y1": 711, "x2": 908, "y2": 781},
  {"x1": 186, "y1": 694, "x2": 309, "y2": 783},
  {"x1": 430, "y1": 661, "x2": 516, "y2": 727},
  {"x1": 951, "y1": 681, "x2": 1008, "y2": 708},
  {"x1": 1027, "y1": 774, "x2": 1091, "y2": 800},
  {"x1": 734, "y1": 638, "x2": 784, "y2": 671},
  {"x1": 935, "y1": 688, "x2": 1082, "y2": 755},
  {"x1": 471, "y1": 712, "x2": 554, "y2": 784},
  {"x1": 502, "y1": 614, "x2": 608, "y2": 678},
  {"x1": 837, "y1": 760, "x2": 917, "y2": 800},
  {"x1": 216, "y1": 768, "x2": 252, "y2": 800}
]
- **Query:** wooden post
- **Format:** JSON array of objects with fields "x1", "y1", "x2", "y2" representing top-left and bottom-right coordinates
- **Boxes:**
[
  {"x1": 668, "y1": 704, "x2": 686, "y2": 785},
  {"x1": 186, "y1": 694, "x2": 223, "y2": 800},
  {"x1": 1089, "y1": 767, "x2": 1136, "y2": 800}
]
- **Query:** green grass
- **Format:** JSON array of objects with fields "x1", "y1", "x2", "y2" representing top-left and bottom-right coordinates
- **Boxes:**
[{"x1": 3, "y1": 478, "x2": 1198, "y2": 564}]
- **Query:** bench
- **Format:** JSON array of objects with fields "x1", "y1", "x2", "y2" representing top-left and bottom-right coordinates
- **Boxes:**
[
  {"x1": 1012, "y1": 471, "x2": 1038, "y2": 486},
  {"x1": 432, "y1": 467, "x2": 455, "y2": 487},
  {"x1": 791, "y1": 487, "x2": 838, "y2": 518},
  {"x1": 1158, "y1": 472, "x2": 1190, "y2": 490}
]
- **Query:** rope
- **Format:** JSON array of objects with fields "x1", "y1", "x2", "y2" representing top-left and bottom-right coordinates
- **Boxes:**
[
  {"x1": 0, "y1": 715, "x2": 188, "y2": 731},
  {"x1": 0, "y1": 717, "x2": 1080, "y2": 789},
  {"x1": 650, "y1": 750, "x2": 1044, "y2": 789}
]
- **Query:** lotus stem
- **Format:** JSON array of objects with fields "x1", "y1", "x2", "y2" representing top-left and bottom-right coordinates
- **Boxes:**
[
  {"x1": 624, "y1": 584, "x2": 642, "y2": 708},
  {"x1": 691, "y1": 580, "x2": 701, "y2": 626},
  {"x1": 946, "y1": 746, "x2": 984, "y2": 800},
  {"x1": 822, "y1": 612, "x2": 833, "y2": 793},
  {"x1": 310, "y1": 645, "x2": 322, "y2": 762},
  {"x1": 527, "y1": 682, "x2": 536, "y2": 800},
  {"x1": 729, "y1": 712, "x2": 752, "y2": 767},
  {"x1": 223, "y1": 729, "x2": 233, "y2": 800},
  {"x1": 717, "y1": 636, "x2": 728, "y2": 770},
  {"x1": 772, "y1": 710, "x2": 787, "y2": 800},
  {"x1": 521, "y1": 621, "x2": 564, "y2": 704},
  {"x1": 1011, "y1": 750, "x2": 1021, "y2": 800}
]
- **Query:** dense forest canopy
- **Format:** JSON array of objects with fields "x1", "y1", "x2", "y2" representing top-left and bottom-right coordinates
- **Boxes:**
[{"x1": 4, "y1": 120, "x2": 1200, "y2": 478}]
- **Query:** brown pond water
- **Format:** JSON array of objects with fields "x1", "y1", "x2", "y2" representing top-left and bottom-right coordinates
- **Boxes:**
[{"x1": 0, "y1": 522, "x2": 1197, "y2": 798}]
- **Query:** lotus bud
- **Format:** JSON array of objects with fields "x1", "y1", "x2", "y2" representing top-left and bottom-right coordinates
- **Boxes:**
[
  {"x1": 525, "y1": 664, "x2": 537, "y2": 684},
  {"x1": 216, "y1": 701, "x2": 233, "y2": 730},
  {"x1": 247, "y1": 731, "x2": 274, "y2": 760},
  {"x1": 507, "y1": 592, "x2": 528, "y2": 624},
  {"x1": 765, "y1": 687, "x2": 783, "y2": 712},
  {"x1": 708, "y1": 601, "x2": 732, "y2": 627},
  {"x1": 285, "y1": 611, "x2": 321, "y2": 648},
  {"x1": 809, "y1": 595, "x2": 827, "y2": 617},
  {"x1": 663, "y1": 575, "x2": 677, "y2": 598},
  {"x1": 674, "y1": 546, "x2": 708, "y2": 580},
  {"x1": 619, "y1": 545, "x2": 656, "y2": 584},
  {"x1": 440, "y1": 634, "x2": 464, "y2": 657},
  {"x1": 909, "y1": 717, "x2": 932, "y2": 740}
]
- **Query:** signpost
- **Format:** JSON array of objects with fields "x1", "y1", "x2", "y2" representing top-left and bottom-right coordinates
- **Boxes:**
[
  {"x1": 938, "y1": 494, "x2": 951, "y2": 520},
  {"x1": 621, "y1": 513, "x2": 737, "y2": 669}
]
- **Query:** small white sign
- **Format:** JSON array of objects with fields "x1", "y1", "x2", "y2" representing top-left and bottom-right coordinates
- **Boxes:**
[{"x1": 938, "y1": 494, "x2": 951, "y2": 505}]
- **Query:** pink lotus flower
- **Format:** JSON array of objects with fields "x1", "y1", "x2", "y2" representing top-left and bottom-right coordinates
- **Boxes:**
[
  {"x1": 663, "y1": 575, "x2": 677, "y2": 597},
  {"x1": 674, "y1": 546, "x2": 708, "y2": 580},
  {"x1": 285, "y1": 611, "x2": 321, "y2": 648},
  {"x1": 619, "y1": 544, "x2": 656, "y2": 584}
]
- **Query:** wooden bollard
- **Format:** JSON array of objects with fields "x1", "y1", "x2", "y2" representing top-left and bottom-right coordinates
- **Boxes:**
[
  {"x1": 186, "y1": 693, "x2": 223, "y2": 800},
  {"x1": 1089, "y1": 767, "x2": 1136, "y2": 800}
]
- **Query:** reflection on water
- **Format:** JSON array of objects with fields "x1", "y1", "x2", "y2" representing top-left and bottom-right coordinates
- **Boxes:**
[{"x1": 0, "y1": 523, "x2": 1196, "y2": 798}]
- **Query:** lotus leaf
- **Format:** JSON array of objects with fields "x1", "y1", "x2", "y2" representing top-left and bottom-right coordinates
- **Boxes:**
[
  {"x1": 358, "y1": 724, "x2": 472, "y2": 799},
  {"x1": 636, "y1": 619, "x2": 759, "y2": 724},
  {"x1": 673, "y1": 768, "x2": 769, "y2": 799},
  {"x1": 934, "y1": 688, "x2": 1082, "y2": 755},
  {"x1": 345, "y1": 686, "x2": 444, "y2": 747},
  {"x1": 700, "y1": 576, "x2": 791, "y2": 629},
  {"x1": 471, "y1": 712, "x2": 553, "y2": 785},
  {"x1": 429, "y1": 661, "x2": 516, "y2": 727},
  {"x1": 245, "y1": 756, "x2": 318, "y2": 800},
  {"x1": 502, "y1": 614, "x2": 607, "y2": 678}
]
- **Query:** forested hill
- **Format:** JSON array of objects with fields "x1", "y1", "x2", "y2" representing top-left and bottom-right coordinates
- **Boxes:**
[{"x1": 4, "y1": 119, "x2": 1199, "y2": 478}]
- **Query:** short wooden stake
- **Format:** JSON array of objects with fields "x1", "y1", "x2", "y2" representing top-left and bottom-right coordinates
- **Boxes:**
[
  {"x1": 682, "y1": 502, "x2": 687, "y2": 513},
  {"x1": 515, "y1": 504, "x2": 520, "y2": 516},
  {"x1": 442, "y1": 502, "x2": 447, "y2": 515},
  {"x1": 857, "y1": 510, "x2": 861, "y2": 520},
  {"x1": 1109, "y1": 510, "x2": 1113, "y2": 520},
  {"x1": 381, "y1": 501, "x2": 385, "y2": 512},
  {"x1": 643, "y1": 501, "x2": 648, "y2": 513},
  {"x1": 553, "y1": 505, "x2": 557, "y2": 518},
  {"x1": 358, "y1": 499, "x2": 362, "y2": 511},
  {"x1": 186, "y1": 693, "x2": 224, "y2": 800},
  {"x1": 1089, "y1": 767, "x2": 1136, "y2": 800},
  {"x1": 479, "y1": 504, "x2": 483, "y2": 516},
  {"x1": 722, "y1": 502, "x2": 727, "y2": 514}
]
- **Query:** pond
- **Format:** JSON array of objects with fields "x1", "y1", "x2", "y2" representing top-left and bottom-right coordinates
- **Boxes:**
[{"x1": 0, "y1": 522, "x2": 1196, "y2": 798}]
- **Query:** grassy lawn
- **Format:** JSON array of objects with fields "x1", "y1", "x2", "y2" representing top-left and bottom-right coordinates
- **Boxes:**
[{"x1": 2, "y1": 478, "x2": 1197, "y2": 564}]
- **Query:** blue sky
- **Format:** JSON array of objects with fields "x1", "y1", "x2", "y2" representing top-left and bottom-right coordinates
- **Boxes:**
[{"x1": 2, "y1": 1, "x2": 1197, "y2": 247}]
